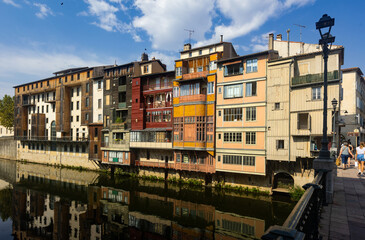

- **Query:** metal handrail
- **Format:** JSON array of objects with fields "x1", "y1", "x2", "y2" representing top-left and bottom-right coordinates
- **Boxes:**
[{"x1": 262, "y1": 171, "x2": 325, "y2": 240}]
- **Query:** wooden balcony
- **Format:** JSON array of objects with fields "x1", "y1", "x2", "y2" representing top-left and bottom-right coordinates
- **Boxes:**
[
  {"x1": 292, "y1": 70, "x2": 339, "y2": 86},
  {"x1": 179, "y1": 94, "x2": 206, "y2": 103},
  {"x1": 180, "y1": 70, "x2": 208, "y2": 81},
  {"x1": 174, "y1": 162, "x2": 215, "y2": 173}
]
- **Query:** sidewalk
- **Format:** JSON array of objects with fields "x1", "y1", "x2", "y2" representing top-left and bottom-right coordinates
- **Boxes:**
[{"x1": 319, "y1": 161, "x2": 365, "y2": 240}]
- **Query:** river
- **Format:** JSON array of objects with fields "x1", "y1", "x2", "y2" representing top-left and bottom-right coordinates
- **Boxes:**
[{"x1": 0, "y1": 159, "x2": 295, "y2": 239}]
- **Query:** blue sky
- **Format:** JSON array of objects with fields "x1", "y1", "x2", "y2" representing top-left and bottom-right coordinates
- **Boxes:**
[{"x1": 0, "y1": 0, "x2": 364, "y2": 97}]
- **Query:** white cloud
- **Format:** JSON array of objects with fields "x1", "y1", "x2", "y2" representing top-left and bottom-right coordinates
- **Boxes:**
[
  {"x1": 131, "y1": 0, "x2": 314, "y2": 50},
  {"x1": 82, "y1": 0, "x2": 141, "y2": 41},
  {"x1": 0, "y1": 44, "x2": 105, "y2": 96},
  {"x1": 133, "y1": 0, "x2": 215, "y2": 51},
  {"x1": 149, "y1": 51, "x2": 178, "y2": 71},
  {"x1": 2, "y1": 0, "x2": 20, "y2": 8},
  {"x1": 196, "y1": 0, "x2": 314, "y2": 46},
  {"x1": 33, "y1": 3, "x2": 54, "y2": 19}
]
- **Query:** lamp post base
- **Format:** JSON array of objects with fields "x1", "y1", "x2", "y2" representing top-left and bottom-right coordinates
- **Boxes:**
[{"x1": 313, "y1": 157, "x2": 335, "y2": 204}]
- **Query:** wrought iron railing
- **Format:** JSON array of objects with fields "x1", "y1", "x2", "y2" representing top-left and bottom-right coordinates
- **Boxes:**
[
  {"x1": 262, "y1": 171, "x2": 326, "y2": 240},
  {"x1": 292, "y1": 70, "x2": 339, "y2": 86},
  {"x1": 15, "y1": 136, "x2": 89, "y2": 142}
]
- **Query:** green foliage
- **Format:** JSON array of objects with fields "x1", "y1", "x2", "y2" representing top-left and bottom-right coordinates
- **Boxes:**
[
  {"x1": 115, "y1": 117, "x2": 123, "y2": 123},
  {"x1": 0, "y1": 186, "x2": 12, "y2": 221},
  {"x1": 289, "y1": 185, "x2": 305, "y2": 201},
  {"x1": 0, "y1": 95, "x2": 14, "y2": 129}
]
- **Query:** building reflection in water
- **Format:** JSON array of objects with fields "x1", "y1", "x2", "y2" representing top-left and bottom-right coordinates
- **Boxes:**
[{"x1": 7, "y1": 161, "x2": 291, "y2": 240}]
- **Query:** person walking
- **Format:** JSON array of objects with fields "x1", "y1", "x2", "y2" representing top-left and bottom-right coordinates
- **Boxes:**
[
  {"x1": 355, "y1": 142, "x2": 365, "y2": 176},
  {"x1": 348, "y1": 141, "x2": 354, "y2": 168},
  {"x1": 338, "y1": 142, "x2": 352, "y2": 170}
]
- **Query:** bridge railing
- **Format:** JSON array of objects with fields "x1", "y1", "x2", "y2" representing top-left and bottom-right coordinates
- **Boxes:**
[{"x1": 262, "y1": 170, "x2": 326, "y2": 240}]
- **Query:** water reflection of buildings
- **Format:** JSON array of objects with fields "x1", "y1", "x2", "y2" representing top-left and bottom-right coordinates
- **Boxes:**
[{"x1": 11, "y1": 162, "x2": 268, "y2": 240}]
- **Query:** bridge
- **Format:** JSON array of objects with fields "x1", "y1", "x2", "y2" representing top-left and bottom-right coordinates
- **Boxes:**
[{"x1": 261, "y1": 162, "x2": 365, "y2": 240}]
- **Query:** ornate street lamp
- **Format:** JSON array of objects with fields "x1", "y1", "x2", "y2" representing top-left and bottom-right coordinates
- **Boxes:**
[
  {"x1": 331, "y1": 98, "x2": 338, "y2": 149},
  {"x1": 316, "y1": 14, "x2": 335, "y2": 159}
]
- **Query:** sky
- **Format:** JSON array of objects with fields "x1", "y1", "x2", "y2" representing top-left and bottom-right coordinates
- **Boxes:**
[{"x1": 0, "y1": 0, "x2": 364, "y2": 97}]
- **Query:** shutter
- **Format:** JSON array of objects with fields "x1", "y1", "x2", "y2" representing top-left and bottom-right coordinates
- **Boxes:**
[{"x1": 309, "y1": 114, "x2": 312, "y2": 131}]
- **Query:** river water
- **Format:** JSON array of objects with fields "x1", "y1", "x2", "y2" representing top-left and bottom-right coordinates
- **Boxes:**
[{"x1": 0, "y1": 159, "x2": 295, "y2": 239}]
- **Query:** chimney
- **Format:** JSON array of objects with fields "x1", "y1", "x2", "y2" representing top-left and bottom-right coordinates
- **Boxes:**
[
  {"x1": 276, "y1": 34, "x2": 282, "y2": 41},
  {"x1": 220, "y1": 35, "x2": 223, "y2": 42},
  {"x1": 141, "y1": 52, "x2": 148, "y2": 61},
  {"x1": 183, "y1": 43, "x2": 191, "y2": 51},
  {"x1": 268, "y1": 33, "x2": 274, "y2": 50}
]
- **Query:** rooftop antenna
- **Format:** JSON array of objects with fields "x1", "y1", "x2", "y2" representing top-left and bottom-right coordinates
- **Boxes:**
[
  {"x1": 294, "y1": 24, "x2": 306, "y2": 42},
  {"x1": 184, "y1": 29, "x2": 194, "y2": 44}
]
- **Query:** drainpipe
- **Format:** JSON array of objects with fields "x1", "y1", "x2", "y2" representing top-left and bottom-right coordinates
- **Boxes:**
[
  {"x1": 289, "y1": 59, "x2": 294, "y2": 161},
  {"x1": 287, "y1": 29, "x2": 290, "y2": 57}
]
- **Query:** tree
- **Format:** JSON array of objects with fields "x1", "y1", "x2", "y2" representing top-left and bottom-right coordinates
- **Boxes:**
[{"x1": 0, "y1": 95, "x2": 14, "y2": 129}]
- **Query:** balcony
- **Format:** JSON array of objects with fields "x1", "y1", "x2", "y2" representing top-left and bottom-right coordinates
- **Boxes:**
[
  {"x1": 118, "y1": 85, "x2": 126, "y2": 92},
  {"x1": 16, "y1": 136, "x2": 88, "y2": 142},
  {"x1": 118, "y1": 102, "x2": 127, "y2": 109},
  {"x1": 292, "y1": 70, "x2": 339, "y2": 86},
  {"x1": 130, "y1": 141, "x2": 172, "y2": 149},
  {"x1": 142, "y1": 83, "x2": 173, "y2": 91},
  {"x1": 174, "y1": 162, "x2": 215, "y2": 173},
  {"x1": 141, "y1": 101, "x2": 172, "y2": 109},
  {"x1": 22, "y1": 100, "x2": 35, "y2": 106},
  {"x1": 179, "y1": 70, "x2": 208, "y2": 82},
  {"x1": 110, "y1": 122, "x2": 127, "y2": 130},
  {"x1": 179, "y1": 94, "x2": 206, "y2": 103},
  {"x1": 45, "y1": 97, "x2": 56, "y2": 103}
]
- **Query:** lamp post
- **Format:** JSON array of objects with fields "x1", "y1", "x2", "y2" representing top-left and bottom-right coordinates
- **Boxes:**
[
  {"x1": 331, "y1": 98, "x2": 338, "y2": 149},
  {"x1": 316, "y1": 14, "x2": 335, "y2": 159}
]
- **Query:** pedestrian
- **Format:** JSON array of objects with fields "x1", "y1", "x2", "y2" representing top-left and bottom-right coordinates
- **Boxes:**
[
  {"x1": 355, "y1": 142, "x2": 365, "y2": 176},
  {"x1": 348, "y1": 141, "x2": 354, "y2": 168},
  {"x1": 338, "y1": 142, "x2": 352, "y2": 170}
]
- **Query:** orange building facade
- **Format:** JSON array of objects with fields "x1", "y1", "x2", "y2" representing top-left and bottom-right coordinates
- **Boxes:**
[
  {"x1": 173, "y1": 42, "x2": 238, "y2": 174},
  {"x1": 215, "y1": 51, "x2": 278, "y2": 177}
]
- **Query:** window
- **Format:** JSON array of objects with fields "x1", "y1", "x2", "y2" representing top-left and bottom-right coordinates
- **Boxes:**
[
  {"x1": 275, "y1": 102, "x2": 280, "y2": 110},
  {"x1": 196, "y1": 117, "x2": 206, "y2": 141},
  {"x1": 98, "y1": 99, "x2": 102, "y2": 109},
  {"x1": 224, "y1": 108, "x2": 242, "y2": 121},
  {"x1": 176, "y1": 67, "x2": 182, "y2": 76},
  {"x1": 71, "y1": 75, "x2": 73, "y2": 81},
  {"x1": 70, "y1": 102, "x2": 74, "y2": 111},
  {"x1": 46, "y1": 105, "x2": 49, "y2": 113},
  {"x1": 246, "y1": 107, "x2": 256, "y2": 121},
  {"x1": 65, "y1": 76, "x2": 67, "y2": 82},
  {"x1": 77, "y1": 87, "x2": 80, "y2": 96},
  {"x1": 98, "y1": 114, "x2": 102, "y2": 122},
  {"x1": 86, "y1": 97, "x2": 89, "y2": 107},
  {"x1": 87, "y1": 71, "x2": 90, "y2": 78},
  {"x1": 224, "y1": 84, "x2": 243, "y2": 99},
  {"x1": 180, "y1": 83, "x2": 200, "y2": 96},
  {"x1": 218, "y1": 87, "x2": 222, "y2": 93},
  {"x1": 197, "y1": 66, "x2": 203, "y2": 72},
  {"x1": 246, "y1": 82, "x2": 257, "y2": 96},
  {"x1": 298, "y1": 113, "x2": 310, "y2": 130},
  {"x1": 86, "y1": 83, "x2": 89, "y2": 93},
  {"x1": 59, "y1": 78, "x2": 62, "y2": 83},
  {"x1": 218, "y1": 134, "x2": 221, "y2": 140},
  {"x1": 312, "y1": 87, "x2": 321, "y2": 100},
  {"x1": 246, "y1": 59, "x2": 258, "y2": 73},
  {"x1": 218, "y1": 110, "x2": 221, "y2": 117},
  {"x1": 85, "y1": 113, "x2": 89, "y2": 121},
  {"x1": 276, "y1": 140, "x2": 284, "y2": 149},
  {"x1": 143, "y1": 65, "x2": 149, "y2": 73},
  {"x1": 98, "y1": 80, "x2": 101, "y2": 89},
  {"x1": 77, "y1": 73, "x2": 80, "y2": 80},
  {"x1": 207, "y1": 82, "x2": 214, "y2": 94},
  {"x1": 76, "y1": 101, "x2": 79, "y2": 110},
  {"x1": 224, "y1": 63, "x2": 243, "y2": 76},
  {"x1": 209, "y1": 61, "x2": 217, "y2": 71},
  {"x1": 199, "y1": 50, "x2": 202, "y2": 55},
  {"x1": 223, "y1": 132, "x2": 242, "y2": 142},
  {"x1": 189, "y1": 52, "x2": 192, "y2": 57},
  {"x1": 70, "y1": 116, "x2": 73, "y2": 122},
  {"x1": 76, "y1": 116, "x2": 79, "y2": 122},
  {"x1": 245, "y1": 132, "x2": 256, "y2": 145},
  {"x1": 173, "y1": 87, "x2": 179, "y2": 97}
]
